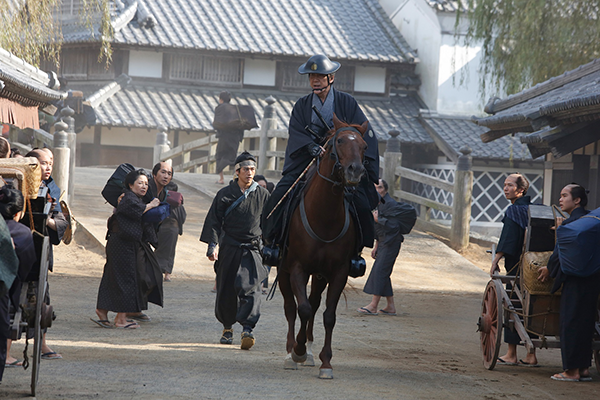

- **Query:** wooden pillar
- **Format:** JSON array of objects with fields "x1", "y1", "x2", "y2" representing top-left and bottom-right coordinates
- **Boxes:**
[
  {"x1": 52, "y1": 120, "x2": 70, "y2": 200},
  {"x1": 543, "y1": 155, "x2": 553, "y2": 205},
  {"x1": 383, "y1": 129, "x2": 401, "y2": 197},
  {"x1": 60, "y1": 106, "x2": 76, "y2": 203},
  {"x1": 92, "y1": 125, "x2": 102, "y2": 166},
  {"x1": 450, "y1": 146, "x2": 473, "y2": 252},
  {"x1": 258, "y1": 95, "x2": 277, "y2": 175},
  {"x1": 154, "y1": 125, "x2": 170, "y2": 168}
]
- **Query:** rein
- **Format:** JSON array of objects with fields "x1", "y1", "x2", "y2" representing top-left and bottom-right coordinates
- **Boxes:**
[
  {"x1": 299, "y1": 193, "x2": 350, "y2": 243},
  {"x1": 299, "y1": 125, "x2": 362, "y2": 243}
]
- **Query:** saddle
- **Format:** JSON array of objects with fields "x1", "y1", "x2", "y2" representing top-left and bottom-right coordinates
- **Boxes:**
[{"x1": 266, "y1": 180, "x2": 365, "y2": 277}]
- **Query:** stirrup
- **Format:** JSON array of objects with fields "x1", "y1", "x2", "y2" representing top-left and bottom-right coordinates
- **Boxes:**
[
  {"x1": 262, "y1": 245, "x2": 280, "y2": 267},
  {"x1": 349, "y1": 256, "x2": 366, "y2": 278}
]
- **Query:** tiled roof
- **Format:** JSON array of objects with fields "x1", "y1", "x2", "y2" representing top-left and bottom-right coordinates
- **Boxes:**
[
  {"x1": 65, "y1": 0, "x2": 418, "y2": 64},
  {"x1": 474, "y1": 59, "x2": 600, "y2": 132},
  {"x1": 83, "y1": 78, "x2": 430, "y2": 143},
  {"x1": 420, "y1": 112, "x2": 533, "y2": 161},
  {"x1": 0, "y1": 48, "x2": 64, "y2": 107}
]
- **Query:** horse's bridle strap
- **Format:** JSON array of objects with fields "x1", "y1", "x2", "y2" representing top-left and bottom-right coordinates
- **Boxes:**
[{"x1": 299, "y1": 193, "x2": 350, "y2": 244}]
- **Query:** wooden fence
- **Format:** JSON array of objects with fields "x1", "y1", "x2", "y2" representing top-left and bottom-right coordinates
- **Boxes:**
[
  {"x1": 157, "y1": 96, "x2": 286, "y2": 176},
  {"x1": 381, "y1": 130, "x2": 473, "y2": 251}
]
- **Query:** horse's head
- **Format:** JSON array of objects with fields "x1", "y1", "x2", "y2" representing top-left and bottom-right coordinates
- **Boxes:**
[{"x1": 322, "y1": 114, "x2": 369, "y2": 187}]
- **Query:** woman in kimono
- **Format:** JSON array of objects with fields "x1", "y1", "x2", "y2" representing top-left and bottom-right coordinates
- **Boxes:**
[
  {"x1": 94, "y1": 170, "x2": 161, "y2": 329},
  {"x1": 538, "y1": 183, "x2": 599, "y2": 382}
]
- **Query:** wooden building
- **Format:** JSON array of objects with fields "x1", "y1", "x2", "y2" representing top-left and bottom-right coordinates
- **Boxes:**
[{"x1": 473, "y1": 59, "x2": 600, "y2": 208}]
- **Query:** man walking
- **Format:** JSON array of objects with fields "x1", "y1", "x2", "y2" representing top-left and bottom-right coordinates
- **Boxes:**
[
  {"x1": 148, "y1": 162, "x2": 186, "y2": 283},
  {"x1": 358, "y1": 179, "x2": 416, "y2": 316},
  {"x1": 200, "y1": 152, "x2": 270, "y2": 349},
  {"x1": 213, "y1": 91, "x2": 244, "y2": 185}
]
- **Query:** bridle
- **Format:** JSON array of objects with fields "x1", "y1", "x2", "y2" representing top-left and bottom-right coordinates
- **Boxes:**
[
  {"x1": 300, "y1": 125, "x2": 366, "y2": 243},
  {"x1": 315, "y1": 126, "x2": 365, "y2": 187}
]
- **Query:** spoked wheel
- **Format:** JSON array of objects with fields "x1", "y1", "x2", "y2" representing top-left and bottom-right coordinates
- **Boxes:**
[
  {"x1": 477, "y1": 280, "x2": 503, "y2": 370},
  {"x1": 31, "y1": 237, "x2": 50, "y2": 397}
]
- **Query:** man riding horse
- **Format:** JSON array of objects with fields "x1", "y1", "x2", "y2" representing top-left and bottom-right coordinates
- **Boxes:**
[{"x1": 262, "y1": 54, "x2": 380, "y2": 270}]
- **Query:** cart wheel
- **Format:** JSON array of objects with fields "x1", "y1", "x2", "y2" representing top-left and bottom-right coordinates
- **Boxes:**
[
  {"x1": 478, "y1": 280, "x2": 503, "y2": 370},
  {"x1": 31, "y1": 237, "x2": 50, "y2": 397}
]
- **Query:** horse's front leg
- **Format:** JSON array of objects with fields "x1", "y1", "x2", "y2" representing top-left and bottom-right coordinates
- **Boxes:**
[
  {"x1": 304, "y1": 274, "x2": 328, "y2": 367},
  {"x1": 278, "y1": 269, "x2": 299, "y2": 370},
  {"x1": 318, "y1": 273, "x2": 348, "y2": 379},
  {"x1": 290, "y1": 269, "x2": 310, "y2": 363}
]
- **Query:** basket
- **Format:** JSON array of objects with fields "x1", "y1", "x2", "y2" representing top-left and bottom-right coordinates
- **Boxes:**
[
  {"x1": 0, "y1": 157, "x2": 41, "y2": 199},
  {"x1": 521, "y1": 251, "x2": 555, "y2": 295}
]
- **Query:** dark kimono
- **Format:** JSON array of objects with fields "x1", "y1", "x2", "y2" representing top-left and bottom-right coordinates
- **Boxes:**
[
  {"x1": 496, "y1": 195, "x2": 530, "y2": 345},
  {"x1": 547, "y1": 207, "x2": 600, "y2": 370},
  {"x1": 149, "y1": 180, "x2": 186, "y2": 274},
  {"x1": 97, "y1": 191, "x2": 163, "y2": 313},
  {"x1": 213, "y1": 103, "x2": 244, "y2": 173},
  {"x1": 263, "y1": 89, "x2": 380, "y2": 246},
  {"x1": 364, "y1": 193, "x2": 415, "y2": 297},
  {"x1": 0, "y1": 218, "x2": 18, "y2": 382},
  {"x1": 200, "y1": 180, "x2": 270, "y2": 329},
  {"x1": 6, "y1": 219, "x2": 36, "y2": 307}
]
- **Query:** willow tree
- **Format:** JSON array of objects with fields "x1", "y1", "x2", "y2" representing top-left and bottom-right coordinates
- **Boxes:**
[
  {"x1": 458, "y1": 0, "x2": 600, "y2": 97},
  {"x1": 0, "y1": 0, "x2": 113, "y2": 68}
]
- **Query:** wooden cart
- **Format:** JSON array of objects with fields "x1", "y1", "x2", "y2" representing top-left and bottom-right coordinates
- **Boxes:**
[{"x1": 477, "y1": 205, "x2": 600, "y2": 370}]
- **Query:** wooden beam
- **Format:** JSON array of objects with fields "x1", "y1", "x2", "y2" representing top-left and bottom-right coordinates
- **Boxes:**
[
  {"x1": 395, "y1": 166, "x2": 454, "y2": 192},
  {"x1": 393, "y1": 189, "x2": 453, "y2": 214}
]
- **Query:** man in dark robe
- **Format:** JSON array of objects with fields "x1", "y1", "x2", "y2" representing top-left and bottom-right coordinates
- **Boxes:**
[
  {"x1": 200, "y1": 152, "x2": 270, "y2": 350},
  {"x1": 25, "y1": 148, "x2": 68, "y2": 360},
  {"x1": 0, "y1": 217, "x2": 18, "y2": 381},
  {"x1": 262, "y1": 55, "x2": 380, "y2": 267},
  {"x1": 490, "y1": 173, "x2": 537, "y2": 366},
  {"x1": 213, "y1": 91, "x2": 244, "y2": 184},
  {"x1": 358, "y1": 179, "x2": 416, "y2": 315},
  {"x1": 148, "y1": 162, "x2": 186, "y2": 283}
]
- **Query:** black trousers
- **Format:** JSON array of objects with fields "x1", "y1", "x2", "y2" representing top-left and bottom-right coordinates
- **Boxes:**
[
  {"x1": 262, "y1": 163, "x2": 375, "y2": 248},
  {"x1": 560, "y1": 272, "x2": 600, "y2": 370},
  {"x1": 215, "y1": 244, "x2": 267, "y2": 330}
]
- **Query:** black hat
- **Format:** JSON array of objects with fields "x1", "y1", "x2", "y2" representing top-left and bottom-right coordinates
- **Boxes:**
[
  {"x1": 234, "y1": 151, "x2": 256, "y2": 170},
  {"x1": 298, "y1": 55, "x2": 341, "y2": 75}
]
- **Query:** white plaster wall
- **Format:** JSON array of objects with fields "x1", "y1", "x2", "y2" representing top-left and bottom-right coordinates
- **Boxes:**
[
  {"x1": 436, "y1": 33, "x2": 484, "y2": 115},
  {"x1": 354, "y1": 66, "x2": 386, "y2": 93},
  {"x1": 383, "y1": 0, "x2": 442, "y2": 110},
  {"x1": 243, "y1": 58, "x2": 276, "y2": 86},
  {"x1": 128, "y1": 50, "x2": 163, "y2": 78}
]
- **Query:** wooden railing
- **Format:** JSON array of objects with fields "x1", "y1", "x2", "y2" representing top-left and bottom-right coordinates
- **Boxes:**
[
  {"x1": 157, "y1": 96, "x2": 287, "y2": 176},
  {"x1": 381, "y1": 130, "x2": 473, "y2": 251},
  {"x1": 158, "y1": 128, "x2": 287, "y2": 174}
]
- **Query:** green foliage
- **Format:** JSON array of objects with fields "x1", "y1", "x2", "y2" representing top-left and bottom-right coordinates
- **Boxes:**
[
  {"x1": 0, "y1": 0, "x2": 113, "y2": 69},
  {"x1": 457, "y1": 0, "x2": 600, "y2": 96}
]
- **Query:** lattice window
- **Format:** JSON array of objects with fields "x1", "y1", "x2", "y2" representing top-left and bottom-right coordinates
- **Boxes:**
[
  {"x1": 281, "y1": 62, "x2": 354, "y2": 92},
  {"x1": 410, "y1": 164, "x2": 544, "y2": 222},
  {"x1": 169, "y1": 54, "x2": 242, "y2": 84}
]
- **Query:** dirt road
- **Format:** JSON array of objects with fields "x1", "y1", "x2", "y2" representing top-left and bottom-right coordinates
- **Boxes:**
[{"x1": 1, "y1": 170, "x2": 598, "y2": 399}]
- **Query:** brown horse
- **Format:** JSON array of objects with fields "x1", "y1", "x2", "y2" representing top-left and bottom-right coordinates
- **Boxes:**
[{"x1": 279, "y1": 114, "x2": 369, "y2": 379}]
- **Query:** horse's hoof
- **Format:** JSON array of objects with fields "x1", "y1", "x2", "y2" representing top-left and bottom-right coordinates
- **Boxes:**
[
  {"x1": 301, "y1": 353, "x2": 315, "y2": 367},
  {"x1": 291, "y1": 349, "x2": 307, "y2": 363},
  {"x1": 284, "y1": 353, "x2": 298, "y2": 370},
  {"x1": 319, "y1": 368, "x2": 334, "y2": 379}
]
